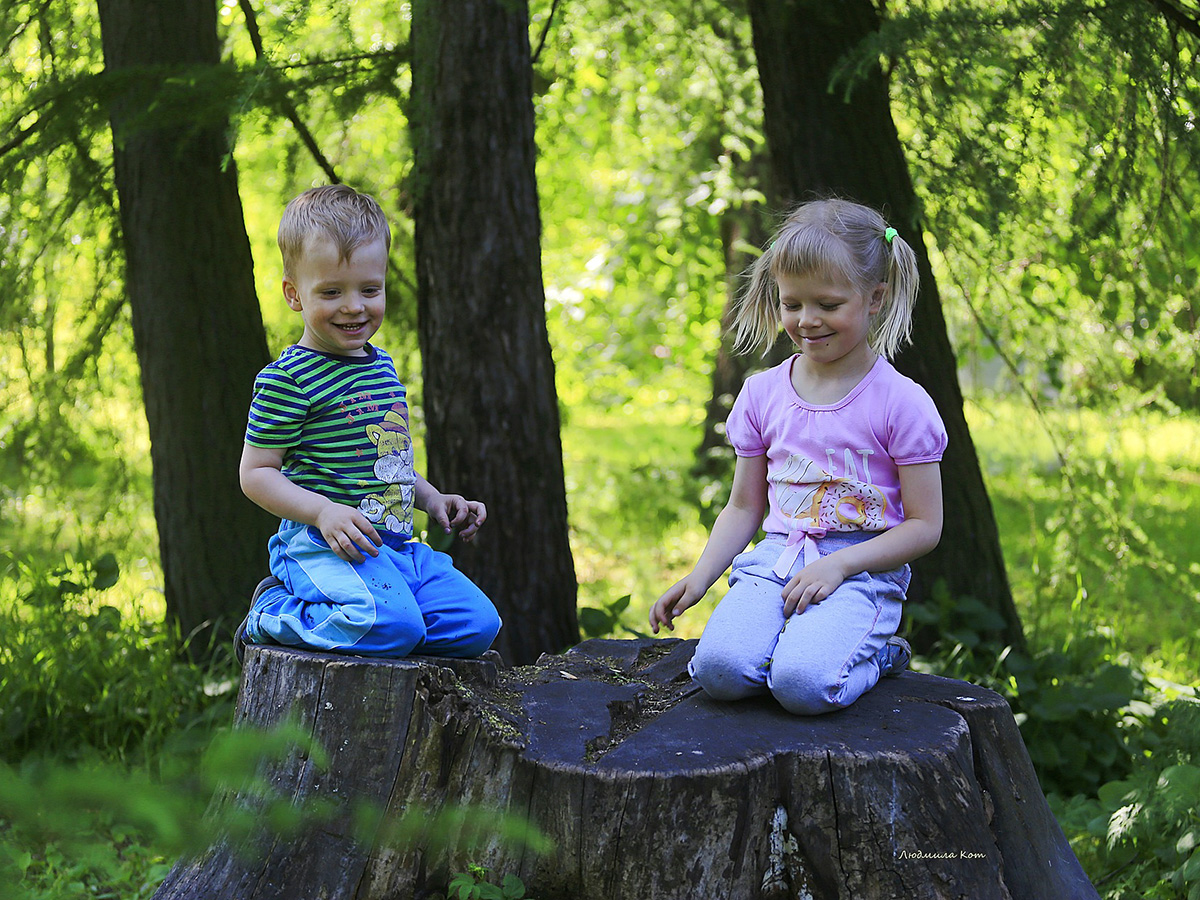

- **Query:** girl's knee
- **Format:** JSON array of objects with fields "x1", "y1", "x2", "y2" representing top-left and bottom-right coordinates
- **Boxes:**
[
  {"x1": 689, "y1": 645, "x2": 767, "y2": 701},
  {"x1": 768, "y1": 657, "x2": 850, "y2": 716},
  {"x1": 773, "y1": 686, "x2": 842, "y2": 716}
]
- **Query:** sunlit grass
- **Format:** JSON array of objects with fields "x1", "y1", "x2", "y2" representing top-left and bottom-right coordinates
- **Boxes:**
[
  {"x1": 965, "y1": 396, "x2": 1200, "y2": 679},
  {"x1": 965, "y1": 395, "x2": 1200, "y2": 470}
]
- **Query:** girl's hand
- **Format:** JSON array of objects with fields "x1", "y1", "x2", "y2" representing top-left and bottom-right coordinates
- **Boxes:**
[
  {"x1": 781, "y1": 554, "x2": 849, "y2": 617},
  {"x1": 427, "y1": 492, "x2": 487, "y2": 542},
  {"x1": 315, "y1": 503, "x2": 383, "y2": 563},
  {"x1": 650, "y1": 576, "x2": 707, "y2": 634}
]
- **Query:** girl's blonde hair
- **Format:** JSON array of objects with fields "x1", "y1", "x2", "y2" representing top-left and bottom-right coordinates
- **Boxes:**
[
  {"x1": 278, "y1": 184, "x2": 392, "y2": 280},
  {"x1": 732, "y1": 199, "x2": 919, "y2": 359}
]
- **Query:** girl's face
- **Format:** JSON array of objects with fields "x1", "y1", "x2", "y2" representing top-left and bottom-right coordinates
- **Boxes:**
[{"x1": 777, "y1": 271, "x2": 883, "y2": 371}]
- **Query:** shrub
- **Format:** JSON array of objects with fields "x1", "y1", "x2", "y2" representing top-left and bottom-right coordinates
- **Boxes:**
[
  {"x1": 910, "y1": 593, "x2": 1154, "y2": 797},
  {"x1": 0, "y1": 549, "x2": 236, "y2": 764},
  {"x1": 1055, "y1": 698, "x2": 1200, "y2": 900}
]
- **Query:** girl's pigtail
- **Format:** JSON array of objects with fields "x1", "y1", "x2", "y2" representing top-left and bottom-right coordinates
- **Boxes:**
[
  {"x1": 731, "y1": 245, "x2": 781, "y2": 356},
  {"x1": 874, "y1": 232, "x2": 920, "y2": 359}
]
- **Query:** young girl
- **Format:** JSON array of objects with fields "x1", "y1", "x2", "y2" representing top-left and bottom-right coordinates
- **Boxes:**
[{"x1": 649, "y1": 199, "x2": 947, "y2": 715}]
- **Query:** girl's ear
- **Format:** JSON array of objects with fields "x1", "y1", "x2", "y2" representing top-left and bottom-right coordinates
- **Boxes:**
[{"x1": 869, "y1": 282, "x2": 887, "y2": 314}]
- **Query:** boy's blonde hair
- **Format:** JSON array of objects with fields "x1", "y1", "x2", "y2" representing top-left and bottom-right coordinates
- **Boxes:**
[
  {"x1": 278, "y1": 184, "x2": 392, "y2": 279},
  {"x1": 732, "y1": 199, "x2": 919, "y2": 359}
]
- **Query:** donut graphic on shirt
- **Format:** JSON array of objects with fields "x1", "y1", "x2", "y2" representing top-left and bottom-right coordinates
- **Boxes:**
[
  {"x1": 818, "y1": 478, "x2": 886, "y2": 528},
  {"x1": 770, "y1": 453, "x2": 887, "y2": 531}
]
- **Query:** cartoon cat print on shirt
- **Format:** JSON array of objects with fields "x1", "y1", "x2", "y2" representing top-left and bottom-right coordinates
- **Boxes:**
[
  {"x1": 358, "y1": 403, "x2": 416, "y2": 534},
  {"x1": 769, "y1": 450, "x2": 887, "y2": 532}
]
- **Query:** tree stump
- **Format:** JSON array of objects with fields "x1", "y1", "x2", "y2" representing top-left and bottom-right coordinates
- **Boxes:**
[{"x1": 154, "y1": 638, "x2": 1099, "y2": 900}]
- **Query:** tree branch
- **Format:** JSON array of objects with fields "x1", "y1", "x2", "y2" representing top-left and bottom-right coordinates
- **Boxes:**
[
  {"x1": 236, "y1": 0, "x2": 341, "y2": 184},
  {"x1": 0, "y1": 121, "x2": 38, "y2": 157},
  {"x1": 531, "y1": 0, "x2": 561, "y2": 64},
  {"x1": 1144, "y1": 0, "x2": 1200, "y2": 41}
]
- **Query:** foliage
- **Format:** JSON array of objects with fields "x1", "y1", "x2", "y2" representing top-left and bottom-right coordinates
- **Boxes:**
[
  {"x1": 1054, "y1": 698, "x2": 1200, "y2": 900},
  {"x1": 535, "y1": 0, "x2": 763, "y2": 414},
  {"x1": 908, "y1": 398, "x2": 1200, "y2": 797},
  {"x1": 578, "y1": 593, "x2": 653, "y2": 642},
  {"x1": 0, "y1": 722, "x2": 331, "y2": 899},
  {"x1": 911, "y1": 601, "x2": 1155, "y2": 796},
  {"x1": 1, "y1": 741, "x2": 550, "y2": 900},
  {"x1": 0, "y1": 549, "x2": 235, "y2": 764},
  {"x1": 561, "y1": 412, "x2": 722, "y2": 635},
  {"x1": 0, "y1": 697, "x2": 549, "y2": 900},
  {"x1": 445, "y1": 865, "x2": 532, "y2": 900},
  {"x1": 965, "y1": 399, "x2": 1200, "y2": 665},
  {"x1": 867, "y1": 0, "x2": 1200, "y2": 410}
]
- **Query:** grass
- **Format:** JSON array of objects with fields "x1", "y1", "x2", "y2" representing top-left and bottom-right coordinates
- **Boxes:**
[
  {"x1": 965, "y1": 398, "x2": 1200, "y2": 680},
  {"x1": 563, "y1": 405, "x2": 722, "y2": 641}
]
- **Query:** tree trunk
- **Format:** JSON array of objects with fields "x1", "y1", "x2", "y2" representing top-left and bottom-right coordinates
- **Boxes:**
[
  {"x1": 96, "y1": 0, "x2": 276, "y2": 651},
  {"x1": 410, "y1": 0, "x2": 578, "y2": 665},
  {"x1": 154, "y1": 639, "x2": 1098, "y2": 900},
  {"x1": 745, "y1": 0, "x2": 1024, "y2": 652}
]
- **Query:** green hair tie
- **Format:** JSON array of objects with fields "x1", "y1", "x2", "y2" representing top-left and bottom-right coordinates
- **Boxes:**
[{"x1": 884, "y1": 227, "x2": 898, "y2": 245}]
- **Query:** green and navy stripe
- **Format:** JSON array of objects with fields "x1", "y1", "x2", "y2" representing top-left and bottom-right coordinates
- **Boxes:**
[{"x1": 246, "y1": 344, "x2": 408, "y2": 507}]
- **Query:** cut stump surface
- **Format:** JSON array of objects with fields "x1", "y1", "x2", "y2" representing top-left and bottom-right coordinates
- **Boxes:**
[{"x1": 154, "y1": 638, "x2": 1098, "y2": 900}]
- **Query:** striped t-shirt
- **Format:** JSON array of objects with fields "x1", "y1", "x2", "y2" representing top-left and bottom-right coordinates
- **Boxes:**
[{"x1": 245, "y1": 344, "x2": 416, "y2": 538}]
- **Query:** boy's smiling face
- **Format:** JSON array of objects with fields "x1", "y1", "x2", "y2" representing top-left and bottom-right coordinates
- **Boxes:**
[{"x1": 283, "y1": 235, "x2": 388, "y2": 357}]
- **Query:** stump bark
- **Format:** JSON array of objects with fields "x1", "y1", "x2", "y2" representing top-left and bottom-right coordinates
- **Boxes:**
[{"x1": 154, "y1": 638, "x2": 1099, "y2": 900}]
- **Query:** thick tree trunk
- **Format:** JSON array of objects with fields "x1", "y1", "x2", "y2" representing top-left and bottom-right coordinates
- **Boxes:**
[
  {"x1": 410, "y1": 0, "x2": 578, "y2": 665},
  {"x1": 745, "y1": 0, "x2": 1024, "y2": 652},
  {"x1": 155, "y1": 639, "x2": 1098, "y2": 900},
  {"x1": 97, "y1": 0, "x2": 276, "y2": 650}
]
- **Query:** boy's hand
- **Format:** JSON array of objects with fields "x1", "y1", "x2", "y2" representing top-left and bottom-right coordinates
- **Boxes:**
[
  {"x1": 781, "y1": 554, "x2": 849, "y2": 617},
  {"x1": 426, "y1": 492, "x2": 487, "y2": 542},
  {"x1": 315, "y1": 503, "x2": 383, "y2": 563},
  {"x1": 649, "y1": 576, "x2": 706, "y2": 634}
]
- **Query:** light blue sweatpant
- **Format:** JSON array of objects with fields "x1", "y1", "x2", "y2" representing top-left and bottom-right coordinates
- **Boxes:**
[
  {"x1": 245, "y1": 521, "x2": 501, "y2": 658},
  {"x1": 688, "y1": 533, "x2": 908, "y2": 715}
]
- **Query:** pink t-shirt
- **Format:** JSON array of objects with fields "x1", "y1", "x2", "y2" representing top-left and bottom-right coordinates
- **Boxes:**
[{"x1": 727, "y1": 356, "x2": 947, "y2": 558}]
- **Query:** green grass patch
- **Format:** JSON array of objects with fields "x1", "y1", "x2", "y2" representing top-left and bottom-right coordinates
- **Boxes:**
[
  {"x1": 562, "y1": 408, "x2": 721, "y2": 641},
  {"x1": 0, "y1": 551, "x2": 236, "y2": 766},
  {"x1": 967, "y1": 399, "x2": 1200, "y2": 680}
]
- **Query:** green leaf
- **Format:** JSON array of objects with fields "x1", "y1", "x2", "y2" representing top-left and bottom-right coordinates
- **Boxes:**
[
  {"x1": 501, "y1": 873, "x2": 527, "y2": 899},
  {"x1": 1097, "y1": 779, "x2": 1135, "y2": 810},
  {"x1": 448, "y1": 873, "x2": 478, "y2": 900},
  {"x1": 91, "y1": 552, "x2": 120, "y2": 590},
  {"x1": 578, "y1": 606, "x2": 614, "y2": 638},
  {"x1": 1179, "y1": 846, "x2": 1200, "y2": 882}
]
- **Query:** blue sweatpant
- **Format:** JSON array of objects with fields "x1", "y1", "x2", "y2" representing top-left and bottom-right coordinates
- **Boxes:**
[
  {"x1": 245, "y1": 521, "x2": 501, "y2": 658},
  {"x1": 688, "y1": 533, "x2": 908, "y2": 715}
]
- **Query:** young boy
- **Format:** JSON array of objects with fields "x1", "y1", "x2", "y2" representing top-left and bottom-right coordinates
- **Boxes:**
[{"x1": 236, "y1": 184, "x2": 501, "y2": 660}]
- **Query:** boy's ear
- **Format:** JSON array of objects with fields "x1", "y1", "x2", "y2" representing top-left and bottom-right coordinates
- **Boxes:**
[{"x1": 282, "y1": 277, "x2": 302, "y2": 311}]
